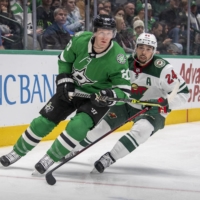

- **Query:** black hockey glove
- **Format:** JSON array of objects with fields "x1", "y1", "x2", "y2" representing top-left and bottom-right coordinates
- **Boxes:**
[
  {"x1": 91, "y1": 89, "x2": 116, "y2": 107},
  {"x1": 144, "y1": 97, "x2": 169, "y2": 114},
  {"x1": 56, "y1": 73, "x2": 75, "y2": 103}
]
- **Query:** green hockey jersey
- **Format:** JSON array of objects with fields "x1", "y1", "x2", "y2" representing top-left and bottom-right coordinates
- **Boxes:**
[
  {"x1": 58, "y1": 31, "x2": 131, "y2": 99},
  {"x1": 128, "y1": 55, "x2": 189, "y2": 111}
]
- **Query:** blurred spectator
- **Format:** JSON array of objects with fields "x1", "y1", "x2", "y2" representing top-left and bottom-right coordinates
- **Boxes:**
[
  {"x1": 158, "y1": 22, "x2": 173, "y2": 54},
  {"x1": 62, "y1": 0, "x2": 84, "y2": 33},
  {"x1": 42, "y1": 7, "x2": 73, "y2": 50},
  {"x1": 97, "y1": 1, "x2": 104, "y2": 13},
  {"x1": 151, "y1": 0, "x2": 170, "y2": 20},
  {"x1": 11, "y1": 0, "x2": 33, "y2": 34},
  {"x1": 0, "y1": 0, "x2": 23, "y2": 49},
  {"x1": 29, "y1": 0, "x2": 42, "y2": 11},
  {"x1": 123, "y1": 2, "x2": 135, "y2": 30},
  {"x1": 188, "y1": 1, "x2": 200, "y2": 31},
  {"x1": 37, "y1": 0, "x2": 54, "y2": 31},
  {"x1": 142, "y1": 3, "x2": 156, "y2": 32},
  {"x1": 159, "y1": 0, "x2": 182, "y2": 43},
  {"x1": 76, "y1": 0, "x2": 85, "y2": 20},
  {"x1": 114, "y1": 16, "x2": 134, "y2": 53},
  {"x1": 113, "y1": 6, "x2": 125, "y2": 19},
  {"x1": 133, "y1": 19, "x2": 144, "y2": 38},
  {"x1": 150, "y1": 21, "x2": 164, "y2": 53},
  {"x1": 194, "y1": 33, "x2": 200, "y2": 55},
  {"x1": 103, "y1": 0, "x2": 112, "y2": 15},
  {"x1": 0, "y1": 29, "x2": 4, "y2": 49},
  {"x1": 98, "y1": 8, "x2": 109, "y2": 15},
  {"x1": 184, "y1": 0, "x2": 200, "y2": 55},
  {"x1": 133, "y1": 3, "x2": 144, "y2": 21},
  {"x1": 166, "y1": 43, "x2": 183, "y2": 55},
  {"x1": 51, "y1": 0, "x2": 61, "y2": 9}
]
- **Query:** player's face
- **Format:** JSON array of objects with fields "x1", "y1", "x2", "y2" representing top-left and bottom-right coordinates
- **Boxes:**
[
  {"x1": 94, "y1": 28, "x2": 113, "y2": 50},
  {"x1": 136, "y1": 44, "x2": 154, "y2": 64}
]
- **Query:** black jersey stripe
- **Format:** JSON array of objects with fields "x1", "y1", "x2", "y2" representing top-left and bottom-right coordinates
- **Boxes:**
[
  {"x1": 25, "y1": 130, "x2": 40, "y2": 144},
  {"x1": 60, "y1": 133, "x2": 76, "y2": 148},
  {"x1": 121, "y1": 88, "x2": 131, "y2": 94}
]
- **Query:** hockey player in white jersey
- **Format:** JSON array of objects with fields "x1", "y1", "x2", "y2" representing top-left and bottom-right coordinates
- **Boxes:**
[{"x1": 69, "y1": 32, "x2": 189, "y2": 173}]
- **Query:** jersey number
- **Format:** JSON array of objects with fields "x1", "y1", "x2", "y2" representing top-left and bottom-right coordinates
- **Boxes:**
[
  {"x1": 66, "y1": 40, "x2": 72, "y2": 51},
  {"x1": 121, "y1": 69, "x2": 130, "y2": 80},
  {"x1": 165, "y1": 70, "x2": 177, "y2": 84}
]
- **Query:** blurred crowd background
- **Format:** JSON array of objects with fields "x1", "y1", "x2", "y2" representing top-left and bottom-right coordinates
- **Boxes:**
[{"x1": 0, "y1": 0, "x2": 200, "y2": 55}]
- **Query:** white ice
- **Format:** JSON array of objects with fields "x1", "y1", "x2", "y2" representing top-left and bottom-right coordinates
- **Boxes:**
[{"x1": 0, "y1": 122, "x2": 200, "y2": 200}]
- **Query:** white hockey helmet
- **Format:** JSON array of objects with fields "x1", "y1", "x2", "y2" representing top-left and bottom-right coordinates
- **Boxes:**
[{"x1": 136, "y1": 33, "x2": 157, "y2": 54}]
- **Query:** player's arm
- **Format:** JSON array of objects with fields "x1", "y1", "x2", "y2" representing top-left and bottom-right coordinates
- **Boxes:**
[
  {"x1": 55, "y1": 37, "x2": 77, "y2": 102},
  {"x1": 109, "y1": 55, "x2": 131, "y2": 101},
  {"x1": 160, "y1": 65, "x2": 189, "y2": 110},
  {"x1": 91, "y1": 55, "x2": 131, "y2": 107},
  {"x1": 58, "y1": 37, "x2": 76, "y2": 74}
]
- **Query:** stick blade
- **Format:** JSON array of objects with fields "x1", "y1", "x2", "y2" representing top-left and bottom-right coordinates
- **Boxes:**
[{"x1": 45, "y1": 172, "x2": 56, "y2": 185}]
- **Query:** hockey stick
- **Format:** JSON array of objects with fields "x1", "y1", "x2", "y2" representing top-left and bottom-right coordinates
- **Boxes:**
[
  {"x1": 45, "y1": 81, "x2": 180, "y2": 185},
  {"x1": 74, "y1": 81, "x2": 180, "y2": 107},
  {"x1": 45, "y1": 107, "x2": 149, "y2": 185},
  {"x1": 73, "y1": 93, "x2": 167, "y2": 107}
]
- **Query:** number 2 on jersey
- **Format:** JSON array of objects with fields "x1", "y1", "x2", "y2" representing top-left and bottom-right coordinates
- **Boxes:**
[{"x1": 165, "y1": 70, "x2": 177, "y2": 84}]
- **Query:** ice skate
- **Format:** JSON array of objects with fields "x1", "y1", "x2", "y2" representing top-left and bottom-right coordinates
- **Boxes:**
[
  {"x1": 34, "y1": 154, "x2": 54, "y2": 174},
  {"x1": 93, "y1": 152, "x2": 115, "y2": 173},
  {"x1": 0, "y1": 150, "x2": 21, "y2": 167}
]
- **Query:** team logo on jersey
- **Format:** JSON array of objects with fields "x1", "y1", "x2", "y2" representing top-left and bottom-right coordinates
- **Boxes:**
[
  {"x1": 131, "y1": 83, "x2": 138, "y2": 90},
  {"x1": 154, "y1": 59, "x2": 166, "y2": 68},
  {"x1": 131, "y1": 84, "x2": 148, "y2": 99},
  {"x1": 75, "y1": 31, "x2": 84, "y2": 37},
  {"x1": 72, "y1": 67, "x2": 95, "y2": 86},
  {"x1": 108, "y1": 112, "x2": 117, "y2": 119},
  {"x1": 116, "y1": 54, "x2": 126, "y2": 64},
  {"x1": 44, "y1": 102, "x2": 54, "y2": 113}
]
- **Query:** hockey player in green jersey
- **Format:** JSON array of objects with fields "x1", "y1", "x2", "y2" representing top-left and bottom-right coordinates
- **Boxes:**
[
  {"x1": 0, "y1": 14, "x2": 131, "y2": 174},
  {"x1": 66, "y1": 32, "x2": 190, "y2": 173}
]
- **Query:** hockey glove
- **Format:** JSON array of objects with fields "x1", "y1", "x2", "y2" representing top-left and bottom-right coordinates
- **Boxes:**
[
  {"x1": 144, "y1": 97, "x2": 168, "y2": 114},
  {"x1": 56, "y1": 73, "x2": 75, "y2": 102},
  {"x1": 91, "y1": 89, "x2": 116, "y2": 107}
]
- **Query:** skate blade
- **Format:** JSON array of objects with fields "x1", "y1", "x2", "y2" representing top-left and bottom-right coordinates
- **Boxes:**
[
  {"x1": 31, "y1": 169, "x2": 44, "y2": 176},
  {"x1": 90, "y1": 167, "x2": 100, "y2": 174}
]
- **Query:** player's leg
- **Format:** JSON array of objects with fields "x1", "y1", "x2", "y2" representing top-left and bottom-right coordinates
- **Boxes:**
[
  {"x1": 94, "y1": 107, "x2": 166, "y2": 173},
  {"x1": 0, "y1": 94, "x2": 75, "y2": 167},
  {"x1": 63, "y1": 104, "x2": 132, "y2": 160},
  {"x1": 34, "y1": 100, "x2": 110, "y2": 174}
]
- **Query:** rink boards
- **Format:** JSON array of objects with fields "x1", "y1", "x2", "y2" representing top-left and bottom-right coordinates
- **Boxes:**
[{"x1": 0, "y1": 51, "x2": 199, "y2": 147}]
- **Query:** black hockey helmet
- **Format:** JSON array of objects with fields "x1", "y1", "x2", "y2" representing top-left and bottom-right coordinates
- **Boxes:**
[{"x1": 93, "y1": 14, "x2": 116, "y2": 32}]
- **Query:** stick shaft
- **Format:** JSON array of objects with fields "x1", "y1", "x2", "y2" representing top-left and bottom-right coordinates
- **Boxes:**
[{"x1": 74, "y1": 93, "x2": 163, "y2": 107}]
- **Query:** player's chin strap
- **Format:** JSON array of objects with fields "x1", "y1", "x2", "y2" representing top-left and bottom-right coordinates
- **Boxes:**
[{"x1": 73, "y1": 81, "x2": 180, "y2": 108}]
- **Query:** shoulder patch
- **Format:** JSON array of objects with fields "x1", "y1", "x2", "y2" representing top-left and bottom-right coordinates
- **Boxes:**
[
  {"x1": 154, "y1": 59, "x2": 166, "y2": 68},
  {"x1": 75, "y1": 31, "x2": 84, "y2": 37},
  {"x1": 117, "y1": 54, "x2": 126, "y2": 64}
]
